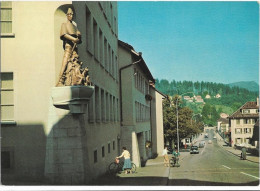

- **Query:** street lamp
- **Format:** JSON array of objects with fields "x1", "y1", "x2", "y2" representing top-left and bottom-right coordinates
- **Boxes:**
[{"x1": 175, "y1": 92, "x2": 195, "y2": 152}]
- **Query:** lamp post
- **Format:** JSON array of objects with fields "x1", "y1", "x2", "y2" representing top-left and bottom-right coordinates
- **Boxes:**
[{"x1": 175, "y1": 91, "x2": 195, "y2": 152}]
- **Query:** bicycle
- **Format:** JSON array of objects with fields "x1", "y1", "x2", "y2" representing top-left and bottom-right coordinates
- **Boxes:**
[
  {"x1": 170, "y1": 156, "x2": 180, "y2": 167},
  {"x1": 108, "y1": 158, "x2": 136, "y2": 174}
]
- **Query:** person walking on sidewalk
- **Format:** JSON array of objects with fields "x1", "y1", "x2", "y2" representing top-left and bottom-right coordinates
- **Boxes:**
[
  {"x1": 162, "y1": 146, "x2": 169, "y2": 167},
  {"x1": 116, "y1": 147, "x2": 132, "y2": 174}
]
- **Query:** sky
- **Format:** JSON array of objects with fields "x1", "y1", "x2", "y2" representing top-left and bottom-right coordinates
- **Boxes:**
[{"x1": 118, "y1": 1, "x2": 259, "y2": 84}]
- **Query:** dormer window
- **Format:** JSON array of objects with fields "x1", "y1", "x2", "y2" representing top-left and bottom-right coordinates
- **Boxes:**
[{"x1": 243, "y1": 109, "x2": 250, "y2": 114}]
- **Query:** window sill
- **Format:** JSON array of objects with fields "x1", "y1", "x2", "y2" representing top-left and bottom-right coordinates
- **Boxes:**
[
  {"x1": 1, "y1": 121, "x2": 17, "y2": 125},
  {"x1": 1, "y1": 33, "x2": 15, "y2": 38}
]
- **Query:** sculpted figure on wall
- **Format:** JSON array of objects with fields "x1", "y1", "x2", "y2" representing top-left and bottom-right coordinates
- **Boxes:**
[{"x1": 56, "y1": 8, "x2": 91, "y2": 87}]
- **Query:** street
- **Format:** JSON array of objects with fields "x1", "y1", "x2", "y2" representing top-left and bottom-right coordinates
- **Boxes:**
[{"x1": 168, "y1": 129, "x2": 259, "y2": 186}]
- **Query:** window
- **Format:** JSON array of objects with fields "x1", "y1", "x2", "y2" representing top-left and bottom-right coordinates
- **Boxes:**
[
  {"x1": 94, "y1": 150, "x2": 97, "y2": 163},
  {"x1": 244, "y1": 128, "x2": 251, "y2": 134},
  {"x1": 85, "y1": 6, "x2": 93, "y2": 54},
  {"x1": 101, "y1": 89, "x2": 106, "y2": 122},
  {"x1": 95, "y1": 86, "x2": 100, "y2": 122},
  {"x1": 108, "y1": 143, "x2": 111, "y2": 154},
  {"x1": 1, "y1": 1, "x2": 12, "y2": 34},
  {"x1": 235, "y1": 128, "x2": 242, "y2": 134},
  {"x1": 113, "y1": 141, "x2": 115, "y2": 150},
  {"x1": 243, "y1": 109, "x2": 250, "y2": 114},
  {"x1": 99, "y1": 29, "x2": 104, "y2": 66},
  {"x1": 1, "y1": 72, "x2": 14, "y2": 122},
  {"x1": 93, "y1": 19, "x2": 99, "y2": 60},
  {"x1": 236, "y1": 119, "x2": 240, "y2": 125},
  {"x1": 104, "y1": 38, "x2": 108, "y2": 71},
  {"x1": 102, "y1": 146, "x2": 105, "y2": 157},
  {"x1": 243, "y1": 119, "x2": 249, "y2": 124}
]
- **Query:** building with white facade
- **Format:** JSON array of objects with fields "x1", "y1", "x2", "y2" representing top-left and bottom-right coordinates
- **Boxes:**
[
  {"x1": 118, "y1": 40, "x2": 165, "y2": 167},
  {"x1": 1, "y1": 1, "x2": 120, "y2": 184},
  {"x1": 228, "y1": 98, "x2": 259, "y2": 147}
]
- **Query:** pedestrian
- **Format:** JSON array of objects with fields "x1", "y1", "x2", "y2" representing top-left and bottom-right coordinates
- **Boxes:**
[
  {"x1": 162, "y1": 146, "x2": 169, "y2": 167},
  {"x1": 172, "y1": 149, "x2": 180, "y2": 165},
  {"x1": 116, "y1": 147, "x2": 132, "y2": 174}
]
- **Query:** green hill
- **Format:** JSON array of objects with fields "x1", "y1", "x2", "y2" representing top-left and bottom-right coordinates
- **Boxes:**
[{"x1": 228, "y1": 81, "x2": 259, "y2": 92}]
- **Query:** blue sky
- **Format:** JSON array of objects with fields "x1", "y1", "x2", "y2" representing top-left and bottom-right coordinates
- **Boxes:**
[{"x1": 118, "y1": 1, "x2": 259, "y2": 84}]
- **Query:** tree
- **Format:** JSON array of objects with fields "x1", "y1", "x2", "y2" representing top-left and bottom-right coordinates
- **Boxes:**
[{"x1": 163, "y1": 95, "x2": 203, "y2": 148}]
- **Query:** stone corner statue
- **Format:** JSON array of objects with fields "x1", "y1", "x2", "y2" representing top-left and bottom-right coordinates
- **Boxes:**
[{"x1": 56, "y1": 8, "x2": 91, "y2": 87}]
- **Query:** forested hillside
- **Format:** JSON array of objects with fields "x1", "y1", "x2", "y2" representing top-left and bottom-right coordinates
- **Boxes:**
[{"x1": 156, "y1": 79, "x2": 258, "y2": 126}]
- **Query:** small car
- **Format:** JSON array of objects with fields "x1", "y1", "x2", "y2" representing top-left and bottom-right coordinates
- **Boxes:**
[
  {"x1": 199, "y1": 141, "x2": 205, "y2": 148},
  {"x1": 190, "y1": 146, "x2": 199, "y2": 154},
  {"x1": 208, "y1": 140, "x2": 212, "y2": 144}
]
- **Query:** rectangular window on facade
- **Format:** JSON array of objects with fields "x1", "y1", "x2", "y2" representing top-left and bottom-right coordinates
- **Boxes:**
[
  {"x1": 86, "y1": 6, "x2": 93, "y2": 54},
  {"x1": 1, "y1": 72, "x2": 14, "y2": 121},
  {"x1": 235, "y1": 128, "x2": 242, "y2": 134},
  {"x1": 99, "y1": 29, "x2": 104, "y2": 66},
  {"x1": 110, "y1": 95, "x2": 113, "y2": 121},
  {"x1": 113, "y1": 141, "x2": 115, "y2": 150},
  {"x1": 1, "y1": 1, "x2": 12, "y2": 34},
  {"x1": 108, "y1": 45, "x2": 111, "y2": 74},
  {"x1": 108, "y1": 143, "x2": 111, "y2": 153},
  {"x1": 95, "y1": 86, "x2": 100, "y2": 122},
  {"x1": 102, "y1": 146, "x2": 105, "y2": 157},
  {"x1": 236, "y1": 119, "x2": 240, "y2": 125},
  {"x1": 104, "y1": 38, "x2": 108, "y2": 71},
  {"x1": 243, "y1": 109, "x2": 250, "y2": 114},
  {"x1": 112, "y1": 51, "x2": 115, "y2": 78},
  {"x1": 101, "y1": 89, "x2": 106, "y2": 122},
  {"x1": 243, "y1": 119, "x2": 248, "y2": 124},
  {"x1": 244, "y1": 128, "x2": 251, "y2": 134},
  {"x1": 106, "y1": 92, "x2": 109, "y2": 122},
  {"x1": 94, "y1": 150, "x2": 97, "y2": 163},
  {"x1": 93, "y1": 19, "x2": 99, "y2": 61}
]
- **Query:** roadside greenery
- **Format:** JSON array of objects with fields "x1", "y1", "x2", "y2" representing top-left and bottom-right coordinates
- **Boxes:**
[{"x1": 163, "y1": 95, "x2": 204, "y2": 147}]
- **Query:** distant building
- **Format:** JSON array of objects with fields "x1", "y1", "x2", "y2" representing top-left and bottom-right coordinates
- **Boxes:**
[
  {"x1": 194, "y1": 95, "x2": 204, "y2": 103},
  {"x1": 228, "y1": 98, "x2": 259, "y2": 147},
  {"x1": 183, "y1": 96, "x2": 193, "y2": 102},
  {"x1": 205, "y1": 94, "x2": 211, "y2": 99},
  {"x1": 216, "y1": 94, "x2": 221, "y2": 98},
  {"x1": 217, "y1": 117, "x2": 230, "y2": 144}
]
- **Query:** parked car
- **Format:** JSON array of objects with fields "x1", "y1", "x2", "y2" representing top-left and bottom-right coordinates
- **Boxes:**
[
  {"x1": 208, "y1": 140, "x2": 212, "y2": 144},
  {"x1": 199, "y1": 141, "x2": 205, "y2": 148},
  {"x1": 190, "y1": 146, "x2": 199, "y2": 154},
  {"x1": 204, "y1": 133, "x2": 208, "y2": 138},
  {"x1": 213, "y1": 136, "x2": 216, "y2": 139}
]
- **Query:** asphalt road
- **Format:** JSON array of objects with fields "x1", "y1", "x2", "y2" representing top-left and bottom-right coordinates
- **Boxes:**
[{"x1": 168, "y1": 129, "x2": 260, "y2": 186}]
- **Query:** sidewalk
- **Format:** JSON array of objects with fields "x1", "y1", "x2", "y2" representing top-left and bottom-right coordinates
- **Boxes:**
[
  {"x1": 90, "y1": 152, "x2": 190, "y2": 186},
  {"x1": 215, "y1": 132, "x2": 259, "y2": 164}
]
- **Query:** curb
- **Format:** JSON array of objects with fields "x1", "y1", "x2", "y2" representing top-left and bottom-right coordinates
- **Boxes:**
[{"x1": 218, "y1": 141, "x2": 259, "y2": 164}]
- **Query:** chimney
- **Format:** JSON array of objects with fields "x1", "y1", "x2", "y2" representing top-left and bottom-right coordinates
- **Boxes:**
[{"x1": 257, "y1": 97, "x2": 259, "y2": 106}]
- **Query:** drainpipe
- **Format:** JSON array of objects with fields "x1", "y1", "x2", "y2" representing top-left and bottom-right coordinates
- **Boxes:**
[{"x1": 119, "y1": 59, "x2": 142, "y2": 125}]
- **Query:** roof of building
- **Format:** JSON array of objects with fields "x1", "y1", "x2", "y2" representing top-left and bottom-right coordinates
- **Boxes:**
[
  {"x1": 228, "y1": 101, "x2": 259, "y2": 119},
  {"x1": 118, "y1": 40, "x2": 155, "y2": 83}
]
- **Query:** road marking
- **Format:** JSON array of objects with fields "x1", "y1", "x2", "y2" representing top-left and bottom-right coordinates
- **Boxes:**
[
  {"x1": 222, "y1": 165, "x2": 231, "y2": 169},
  {"x1": 240, "y1": 172, "x2": 260, "y2": 180}
]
